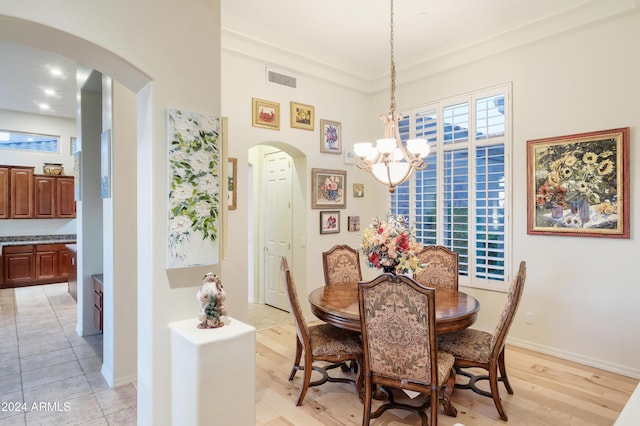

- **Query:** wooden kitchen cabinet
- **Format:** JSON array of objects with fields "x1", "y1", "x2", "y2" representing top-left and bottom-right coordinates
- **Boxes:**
[
  {"x1": 58, "y1": 248, "x2": 71, "y2": 279},
  {"x1": 67, "y1": 244, "x2": 77, "y2": 301},
  {"x1": 92, "y1": 274, "x2": 104, "y2": 333},
  {"x1": 35, "y1": 244, "x2": 70, "y2": 282},
  {"x1": 57, "y1": 176, "x2": 76, "y2": 218},
  {"x1": 35, "y1": 244, "x2": 62, "y2": 281},
  {"x1": 10, "y1": 167, "x2": 34, "y2": 218},
  {"x1": 0, "y1": 167, "x2": 9, "y2": 218},
  {"x1": 3, "y1": 245, "x2": 35, "y2": 286},
  {"x1": 34, "y1": 175, "x2": 56, "y2": 218},
  {"x1": 1, "y1": 166, "x2": 74, "y2": 219},
  {"x1": 2, "y1": 243, "x2": 73, "y2": 288},
  {"x1": 34, "y1": 175, "x2": 76, "y2": 218}
]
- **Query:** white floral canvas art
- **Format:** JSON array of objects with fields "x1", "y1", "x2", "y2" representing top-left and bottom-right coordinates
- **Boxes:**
[{"x1": 167, "y1": 108, "x2": 221, "y2": 268}]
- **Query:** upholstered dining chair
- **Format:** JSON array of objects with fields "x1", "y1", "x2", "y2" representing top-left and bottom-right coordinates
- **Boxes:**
[
  {"x1": 438, "y1": 261, "x2": 527, "y2": 421},
  {"x1": 414, "y1": 245, "x2": 459, "y2": 290},
  {"x1": 322, "y1": 244, "x2": 362, "y2": 285},
  {"x1": 358, "y1": 273, "x2": 457, "y2": 426},
  {"x1": 280, "y1": 256, "x2": 363, "y2": 406}
]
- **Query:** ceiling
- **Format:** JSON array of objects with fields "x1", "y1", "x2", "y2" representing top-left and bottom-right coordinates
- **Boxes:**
[{"x1": 0, "y1": 0, "x2": 616, "y2": 120}]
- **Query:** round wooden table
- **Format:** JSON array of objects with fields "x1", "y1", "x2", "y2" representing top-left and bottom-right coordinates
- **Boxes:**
[{"x1": 308, "y1": 282, "x2": 480, "y2": 333}]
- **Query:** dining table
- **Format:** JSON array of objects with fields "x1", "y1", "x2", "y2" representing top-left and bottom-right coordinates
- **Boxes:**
[{"x1": 308, "y1": 281, "x2": 481, "y2": 334}]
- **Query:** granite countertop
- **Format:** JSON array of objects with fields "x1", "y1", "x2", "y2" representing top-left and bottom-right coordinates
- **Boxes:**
[{"x1": 0, "y1": 234, "x2": 77, "y2": 248}]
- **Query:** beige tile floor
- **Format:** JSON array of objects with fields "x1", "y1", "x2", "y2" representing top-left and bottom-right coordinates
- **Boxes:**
[
  {"x1": 0, "y1": 283, "x2": 136, "y2": 425},
  {"x1": 0, "y1": 283, "x2": 291, "y2": 425}
]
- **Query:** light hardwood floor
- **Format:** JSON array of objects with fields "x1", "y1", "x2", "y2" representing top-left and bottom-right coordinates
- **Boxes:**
[
  {"x1": 2, "y1": 288, "x2": 636, "y2": 425},
  {"x1": 255, "y1": 319, "x2": 638, "y2": 426}
]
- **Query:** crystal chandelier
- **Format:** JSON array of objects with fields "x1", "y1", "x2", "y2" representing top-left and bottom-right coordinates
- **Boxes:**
[{"x1": 354, "y1": 0, "x2": 430, "y2": 193}]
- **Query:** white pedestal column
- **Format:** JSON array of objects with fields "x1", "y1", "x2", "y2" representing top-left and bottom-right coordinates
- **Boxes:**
[{"x1": 169, "y1": 317, "x2": 256, "y2": 426}]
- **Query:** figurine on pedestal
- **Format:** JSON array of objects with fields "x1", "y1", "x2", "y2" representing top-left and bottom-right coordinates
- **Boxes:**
[{"x1": 196, "y1": 273, "x2": 228, "y2": 329}]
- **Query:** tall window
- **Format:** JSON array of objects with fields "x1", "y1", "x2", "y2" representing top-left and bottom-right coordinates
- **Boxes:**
[{"x1": 390, "y1": 84, "x2": 510, "y2": 291}]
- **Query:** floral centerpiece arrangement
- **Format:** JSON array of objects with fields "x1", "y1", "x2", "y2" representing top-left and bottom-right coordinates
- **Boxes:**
[{"x1": 360, "y1": 216, "x2": 425, "y2": 275}]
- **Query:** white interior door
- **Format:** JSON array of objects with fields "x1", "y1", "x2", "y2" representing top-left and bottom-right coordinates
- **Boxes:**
[{"x1": 263, "y1": 150, "x2": 292, "y2": 311}]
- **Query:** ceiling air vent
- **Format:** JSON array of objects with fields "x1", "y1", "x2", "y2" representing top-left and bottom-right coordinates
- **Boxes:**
[{"x1": 266, "y1": 68, "x2": 297, "y2": 89}]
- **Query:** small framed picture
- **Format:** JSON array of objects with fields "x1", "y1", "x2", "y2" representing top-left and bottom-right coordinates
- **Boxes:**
[
  {"x1": 290, "y1": 101, "x2": 314, "y2": 131},
  {"x1": 348, "y1": 216, "x2": 360, "y2": 232},
  {"x1": 320, "y1": 211, "x2": 340, "y2": 234},
  {"x1": 73, "y1": 150, "x2": 82, "y2": 201},
  {"x1": 311, "y1": 168, "x2": 346, "y2": 209},
  {"x1": 343, "y1": 149, "x2": 355, "y2": 164},
  {"x1": 100, "y1": 129, "x2": 111, "y2": 199},
  {"x1": 252, "y1": 98, "x2": 280, "y2": 130},
  {"x1": 320, "y1": 119, "x2": 341, "y2": 154},
  {"x1": 70, "y1": 137, "x2": 78, "y2": 155},
  {"x1": 227, "y1": 157, "x2": 237, "y2": 210},
  {"x1": 353, "y1": 183, "x2": 364, "y2": 197}
]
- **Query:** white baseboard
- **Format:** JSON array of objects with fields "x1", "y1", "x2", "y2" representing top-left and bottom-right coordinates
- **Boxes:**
[
  {"x1": 112, "y1": 373, "x2": 137, "y2": 388},
  {"x1": 507, "y1": 336, "x2": 640, "y2": 379},
  {"x1": 101, "y1": 364, "x2": 137, "y2": 388}
]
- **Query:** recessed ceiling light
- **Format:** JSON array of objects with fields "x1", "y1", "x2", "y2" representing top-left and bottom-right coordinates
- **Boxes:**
[
  {"x1": 50, "y1": 67, "x2": 63, "y2": 77},
  {"x1": 39, "y1": 103, "x2": 51, "y2": 110},
  {"x1": 44, "y1": 88, "x2": 56, "y2": 96}
]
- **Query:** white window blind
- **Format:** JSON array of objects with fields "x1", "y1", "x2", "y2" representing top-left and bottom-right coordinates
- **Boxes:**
[{"x1": 390, "y1": 84, "x2": 511, "y2": 290}]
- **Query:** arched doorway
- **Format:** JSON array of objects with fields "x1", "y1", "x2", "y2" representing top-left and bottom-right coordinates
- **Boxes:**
[
  {"x1": 0, "y1": 15, "x2": 148, "y2": 390},
  {"x1": 248, "y1": 142, "x2": 307, "y2": 317}
]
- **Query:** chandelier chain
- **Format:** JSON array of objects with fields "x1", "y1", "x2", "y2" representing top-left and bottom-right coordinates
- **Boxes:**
[
  {"x1": 352, "y1": 0, "x2": 430, "y2": 193},
  {"x1": 389, "y1": 0, "x2": 396, "y2": 115}
]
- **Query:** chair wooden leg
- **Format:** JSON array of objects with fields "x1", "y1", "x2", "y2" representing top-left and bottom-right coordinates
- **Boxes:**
[
  {"x1": 430, "y1": 389, "x2": 438, "y2": 426},
  {"x1": 498, "y1": 348, "x2": 514, "y2": 394},
  {"x1": 355, "y1": 357, "x2": 364, "y2": 403},
  {"x1": 295, "y1": 352, "x2": 313, "y2": 406},
  {"x1": 362, "y1": 377, "x2": 372, "y2": 425},
  {"x1": 442, "y1": 368, "x2": 458, "y2": 417},
  {"x1": 489, "y1": 360, "x2": 508, "y2": 421},
  {"x1": 289, "y1": 338, "x2": 303, "y2": 381}
]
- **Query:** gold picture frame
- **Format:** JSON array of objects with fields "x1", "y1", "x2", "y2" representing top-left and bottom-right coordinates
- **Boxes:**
[
  {"x1": 526, "y1": 127, "x2": 629, "y2": 239},
  {"x1": 353, "y1": 183, "x2": 364, "y2": 198},
  {"x1": 252, "y1": 98, "x2": 280, "y2": 130},
  {"x1": 320, "y1": 119, "x2": 341, "y2": 154},
  {"x1": 228, "y1": 157, "x2": 237, "y2": 210},
  {"x1": 290, "y1": 101, "x2": 314, "y2": 131}
]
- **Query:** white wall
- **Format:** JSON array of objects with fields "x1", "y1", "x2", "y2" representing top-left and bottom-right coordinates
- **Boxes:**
[
  {"x1": 221, "y1": 51, "x2": 388, "y2": 318},
  {"x1": 376, "y1": 12, "x2": 640, "y2": 377},
  {"x1": 100, "y1": 77, "x2": 138, "y2": 387},
  {"x1": 0, "y1": 109, "x2": 76, "y2": 236}
]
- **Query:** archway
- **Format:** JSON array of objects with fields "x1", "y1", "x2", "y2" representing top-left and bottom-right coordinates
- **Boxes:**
[
  {"x1": 248, "y1": 142, "x2": 307, "y2": 319},
  {"x1": 0, "y1": 14, "x2": 150, "y2": 390}
]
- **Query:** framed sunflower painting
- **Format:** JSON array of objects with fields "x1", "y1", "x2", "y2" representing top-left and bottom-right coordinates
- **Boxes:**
[{"x1": 526, "y1": 127, "x2": 629, "y2": 238}]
